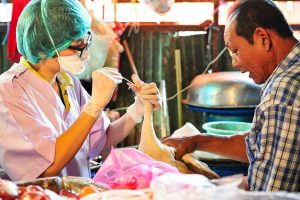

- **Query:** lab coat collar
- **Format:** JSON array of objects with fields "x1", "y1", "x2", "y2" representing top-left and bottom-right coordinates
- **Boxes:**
[{"x1": 19, "y1": 57, "x2": 74, "y2": 88}]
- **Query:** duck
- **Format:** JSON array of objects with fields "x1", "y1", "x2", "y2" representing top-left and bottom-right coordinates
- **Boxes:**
[{"x1": 138, "y1": 100, "x2": 219, "y2": 179}]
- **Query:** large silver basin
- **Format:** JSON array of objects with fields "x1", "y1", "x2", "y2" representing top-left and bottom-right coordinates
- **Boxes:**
[{"x1": 182, "y1": 72, "x2": 262, "y2": 108}]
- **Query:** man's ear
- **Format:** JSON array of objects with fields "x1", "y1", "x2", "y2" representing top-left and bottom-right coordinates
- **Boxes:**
[{"x1": 253, "y1": 27, "x2": 272, "y2": 51}]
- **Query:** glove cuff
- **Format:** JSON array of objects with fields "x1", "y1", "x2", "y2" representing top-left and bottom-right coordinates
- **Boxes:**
[
  {"x1": 82, "y1": 100, "x2": 103, "y2": 119},
  {"x1": 126, "y1": 96, "x2": 144, "y2": 123}
]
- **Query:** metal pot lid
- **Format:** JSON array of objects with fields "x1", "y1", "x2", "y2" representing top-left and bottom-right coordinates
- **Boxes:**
[{"x1": 182, "y1": 71, "x2": 262, "y2": 108}]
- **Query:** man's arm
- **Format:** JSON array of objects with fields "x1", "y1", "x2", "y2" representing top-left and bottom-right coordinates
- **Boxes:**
[{"x1": 162, "y1": 132, "x2": 249, "y2": 163}]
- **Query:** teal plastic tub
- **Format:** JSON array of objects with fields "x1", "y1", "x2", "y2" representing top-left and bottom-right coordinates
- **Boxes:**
[{"x1": 202, "y1": 121, "x2": 252, "y2": 136}]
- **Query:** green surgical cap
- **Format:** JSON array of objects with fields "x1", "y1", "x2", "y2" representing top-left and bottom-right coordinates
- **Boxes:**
[{"x1": 17, "y1": 0, "x2": 91, "y2": 64}]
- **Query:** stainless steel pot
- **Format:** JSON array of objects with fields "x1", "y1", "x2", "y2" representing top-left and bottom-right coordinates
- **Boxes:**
[{"x1": 182, "y1": 71, "x2": 262, "y2": 108}]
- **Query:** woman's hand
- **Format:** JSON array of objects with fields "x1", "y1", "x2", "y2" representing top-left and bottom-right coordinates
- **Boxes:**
[
  {"x1": 126, "y1": 74, "x2": 161, "y2": 123},
  {"x1": 128, "y1": 74, "x2": 161, "y2": 110},
  {"x1": 83, "y1": 67, "x2": 122, "y2": 118},
  {"x1": 91, "y1": 67, "x2": 123, "y2": 109}
]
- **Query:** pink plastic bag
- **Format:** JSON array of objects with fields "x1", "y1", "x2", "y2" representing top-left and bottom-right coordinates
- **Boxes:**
[{"x1": 93, "y1": 148, "x2": 179, "y2": 189}]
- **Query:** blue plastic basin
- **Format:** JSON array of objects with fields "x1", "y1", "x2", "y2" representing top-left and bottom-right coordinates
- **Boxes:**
[{"x1": 202, "y1": 121, "x2": 252, "y2": 136}]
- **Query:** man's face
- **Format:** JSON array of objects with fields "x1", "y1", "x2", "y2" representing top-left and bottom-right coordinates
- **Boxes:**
[{"x1": 224, "y1": 20, "x2": 272, "y2": 84}]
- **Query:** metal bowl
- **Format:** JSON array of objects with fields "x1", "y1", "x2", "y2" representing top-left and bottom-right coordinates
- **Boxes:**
[
  {"x1": 15, "y1": 176, "x2": 108, "y2": 193},
  {"x1": 182, "y1": 71, "x2": 262, "y2": 108}
]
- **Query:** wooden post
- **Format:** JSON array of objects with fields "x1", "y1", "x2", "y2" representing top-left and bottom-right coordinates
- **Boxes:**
[
  {"x1": 160, "y1": 80, "x2": 170, "y2": 138},
  {"x1": 175, "y1": 49, "x2": 183, "y2": 128},
  {"x1": 122, "y1": 40, "x2": 139, "y2": 77}
]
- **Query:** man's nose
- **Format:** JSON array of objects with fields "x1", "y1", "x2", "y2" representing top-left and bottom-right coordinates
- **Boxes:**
[{"x1": 231, "y1": 56, "x2": 241, "y2": 68}]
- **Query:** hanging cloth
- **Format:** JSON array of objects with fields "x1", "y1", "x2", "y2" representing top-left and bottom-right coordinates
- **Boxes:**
[{"x1": 7, "y1": 0, "x2": 30, "y2": 63}]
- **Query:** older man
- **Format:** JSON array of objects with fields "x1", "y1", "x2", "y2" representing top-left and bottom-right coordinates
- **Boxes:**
[{"x1": 163, "y1": 0, "x2": 299, "y2": 191}]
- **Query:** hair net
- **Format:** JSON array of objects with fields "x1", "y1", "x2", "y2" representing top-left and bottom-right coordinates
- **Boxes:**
[{"x1": 17, "y1": 0, "x2": 91, "y2": 64}]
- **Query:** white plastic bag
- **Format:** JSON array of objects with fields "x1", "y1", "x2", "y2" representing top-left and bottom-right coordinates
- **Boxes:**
[{"x1": 150, "y1": 173, "x2": 300, "y2": 200}]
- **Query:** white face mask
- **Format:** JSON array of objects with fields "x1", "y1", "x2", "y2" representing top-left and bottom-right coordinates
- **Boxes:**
[{"x1": 57, "y1": 49, "x2": 90, "y2": 75}]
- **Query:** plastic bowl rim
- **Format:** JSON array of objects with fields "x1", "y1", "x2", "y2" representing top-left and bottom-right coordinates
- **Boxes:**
[{"x1": 202, "y1": 121, "x2": 252, "y2": 135}]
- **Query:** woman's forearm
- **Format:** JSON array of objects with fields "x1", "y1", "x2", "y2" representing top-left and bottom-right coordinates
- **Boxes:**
[
  {"x1": 104, "y1": 113, "x2": 137, "y2": 149},
  {"x1": 41, "y1": 112, "x2": 97, "y2": 177}
]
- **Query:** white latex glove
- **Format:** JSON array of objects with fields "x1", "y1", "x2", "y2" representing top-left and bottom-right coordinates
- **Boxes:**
[
  {"x1": 126, "y1": 74, "x2": 161, "y2": 123},
  {"x1": 126, "y1": 95, "x2": 144, "y2": 123},
  {"x1": 82, "y1": 67, "x2": 122, "y2": 118}
]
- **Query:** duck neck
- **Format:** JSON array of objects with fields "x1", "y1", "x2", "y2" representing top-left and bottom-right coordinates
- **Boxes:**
[{"x1": 139, "y1": 103, "x2": 161, "y2": 150}]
